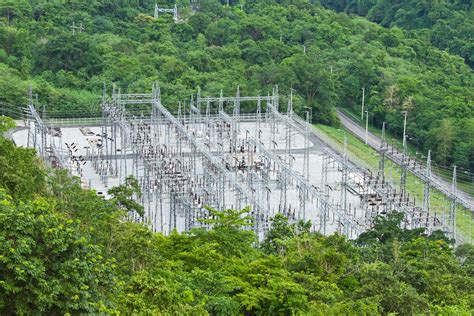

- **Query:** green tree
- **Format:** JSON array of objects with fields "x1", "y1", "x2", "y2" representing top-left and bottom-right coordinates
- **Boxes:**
[
  {"x1": 0, "y1": 133, "x2": 45, "y2": 201},
  {"x1": 292, "y1": 52, "x2": 339, "y2": 124},
  {"x1": 107, "y1": 175, "x2": 144, "y2": 217},
  {"x1": 0, "y1": 0, "x2": 31, "y2": 25},
  {"x1": 0, "y1": 190, "x2": 117, "y2": 314},
  {"x1": 429, "y1": 118, "x2": 455, "y2": 166},
  {"x1": 0, "y1": 116, "x2": 15, "y2": 133},
  {"x1": 354, "y1": 262, "x2": 428, "y2": 314}
]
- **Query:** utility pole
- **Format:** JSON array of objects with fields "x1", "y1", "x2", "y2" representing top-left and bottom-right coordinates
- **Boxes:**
[
  {"x1": 379, "y1": 122, "x2": 386, "y2": 176},
  {"x1": 27, "y1": 86, "x2": 33, "y2": 148},
  {"x1": 38, "y1": 94, "x2": 46, "y2": 158},
  {"x1": 400, "y1": 133, "x2": 408, "y2": 197},
  {"x1": 70, "y1": 21, "x2": 84, "y2": 35},
  {"x1": 173, "y1": 4, "x2": 178, "y2": 23},
  {"x1": 304, "y1": 111, "x2": 310, "y2": 182},
  {"x1": 422, "y1": 150, "x2": 431, "y2": 214},
  {"x1": 449, "y1": 165, "x2": 457, "y2": 240},
  {"x1": 365, "y1": 110, "x2": 368, "y2": 145},
  {"x1": 402, "y1": 110, "x2": 408, "y2": 147},
  {"x1": 361, "y1": 87, "x2": 365, "y2": 120},
  {"x1": 341, "y1": 133, "x2": 350, "y2": 237}
]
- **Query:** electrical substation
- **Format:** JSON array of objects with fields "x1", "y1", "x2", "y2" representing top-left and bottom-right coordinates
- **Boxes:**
[{"x1": 13, "y1": 84, "x2": 461, "y2": 242}]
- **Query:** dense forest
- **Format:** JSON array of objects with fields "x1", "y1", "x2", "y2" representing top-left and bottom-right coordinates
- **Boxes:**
[
  {"x1": 0, "y1": 116, "x2": 473, "y2": 314},
  {"x1": 0, "y1": 0, "x2": 472, "y2": 172},
  {"x1": 319, "y1": 0, "x2": 474, "y2": 67}
]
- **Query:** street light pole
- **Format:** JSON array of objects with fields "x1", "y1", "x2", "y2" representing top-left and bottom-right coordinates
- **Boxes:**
[
  {"x1": 361, "y1": 87, "x2": 365, "y2": 120},
  {"x1": 402, "y1": 111, "x2": 408, "y2": 148},
  {"x1": 365, "y1": 110, "x2": 369, "y2": 145}
]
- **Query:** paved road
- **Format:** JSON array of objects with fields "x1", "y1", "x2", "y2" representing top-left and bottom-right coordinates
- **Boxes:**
[{"x1": 337, "y1": 109, "x2": 474, "y2": 212}]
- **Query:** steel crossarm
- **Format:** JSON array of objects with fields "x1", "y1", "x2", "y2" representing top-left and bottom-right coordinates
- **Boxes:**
[
  {"x1": 197, "y1": 96, "x2": 273, "y2": 104},
  {"x1": 157, "y1": 8, "x2": 175, "y2": 13}
]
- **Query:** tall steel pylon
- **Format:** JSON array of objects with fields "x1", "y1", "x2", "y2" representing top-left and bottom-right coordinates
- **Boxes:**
[
  {"x1": 154, "y1": 3, "x2": 178, "y2": 22},
  {"x1": 400, "y1": 134, "x2": 408, "y2": 196},
  {"x1": 449, "y1": 165, "x2": 457, "y2": 240},
  {"x1": 422, "y1": 150, "x2": 431, "y2": 214},
  {"x1": 379, "y1": 122, "x2": 386, "y2": 177},
  {"x1": 234, "y1": 86, "x2": 240, "y2": 122},
  {"x1": 303, "y1": 111, "x2": 310, "y2": 183},
  {"x1": 340, "y1": 135, "x2": 348, "y2": 217},
  {"x1": 26, "y1": 86, "x2": 33, "y2": 148}
]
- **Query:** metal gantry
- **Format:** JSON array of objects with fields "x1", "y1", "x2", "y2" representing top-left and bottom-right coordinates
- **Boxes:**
[
  {"x1": 21, "y1": 84, "x2": 466, "y2": 243},
  {"x1": 154, "y1": 3, "x2": 178, "y2": 22}
]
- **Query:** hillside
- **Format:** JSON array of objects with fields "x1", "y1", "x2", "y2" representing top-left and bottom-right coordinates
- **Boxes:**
[
  {"x1": 0, "y1": 0, "x2": 472, "y2": 172},
  {"x1": 319, "y1": 0, "x2": 474, "y2": 67}
]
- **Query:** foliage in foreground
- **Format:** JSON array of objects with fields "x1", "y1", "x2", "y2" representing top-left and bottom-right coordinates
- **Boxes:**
[{"x1": 0, "y1": 120, "x2": 473, "y2": 315}]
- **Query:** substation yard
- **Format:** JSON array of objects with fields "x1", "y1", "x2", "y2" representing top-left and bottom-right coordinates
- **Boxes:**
[{"x1": 14, "y1": 85, "x2": 455, "y2": 241}]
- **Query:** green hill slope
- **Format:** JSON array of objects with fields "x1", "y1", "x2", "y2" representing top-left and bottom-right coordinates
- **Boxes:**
[{"x1": 0, "y1": 0, "x2": 472, "y2": 171}]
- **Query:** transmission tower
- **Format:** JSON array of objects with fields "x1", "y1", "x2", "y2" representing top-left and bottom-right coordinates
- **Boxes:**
[
  {"x1": 154, "y1": 3, "x2": 178, "y2": 22},
  {"x1": 70, "y1": 21, "x2": 84, "y2": 35},
  {"x1": 400, "y1": 134, "x2": 408, "y2": 196},
  {"x1": 449, "y1": 165, "x2": 457, "y2": 240},
  {"x1": 422, "y1": 150, "x2": 431, "y2": 213},
  {"x1": 340, "y1": 134, "x2": 348, "y2": 219},
  {"x1": 379, "y1": 122, "x2": 386, "y2": 177}
]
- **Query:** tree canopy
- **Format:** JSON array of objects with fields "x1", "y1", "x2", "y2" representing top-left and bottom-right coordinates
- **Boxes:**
[{"x1": 319, "y1": 0, "x2": 474, "y2": 67}]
